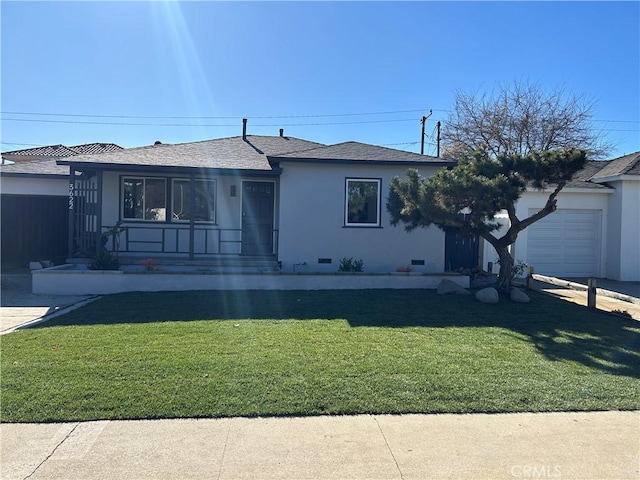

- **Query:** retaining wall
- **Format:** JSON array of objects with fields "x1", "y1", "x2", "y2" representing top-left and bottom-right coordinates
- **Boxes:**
[{"x1": 32, "y1": 265, "x2": 470, "y2": 295}]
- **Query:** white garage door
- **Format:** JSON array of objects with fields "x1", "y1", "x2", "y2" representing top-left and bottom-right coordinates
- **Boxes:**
[{"x1": 526, "y1": 209, "x2": 601, "y2": 278}]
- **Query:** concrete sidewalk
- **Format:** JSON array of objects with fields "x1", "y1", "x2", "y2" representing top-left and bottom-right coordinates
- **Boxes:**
[{"x1": 2, "y1": 411, "x2": 638, "y2": 480}]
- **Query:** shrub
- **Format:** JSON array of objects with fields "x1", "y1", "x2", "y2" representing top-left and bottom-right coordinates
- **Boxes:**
[
  {"x1": 338, "y1": 257, "x2": 364, "y2": 272},
  {"x1": 88, "y1": 250, "x2": 120, "y2": 271},
  {"x1": 395, "y1": 265, "x2": 414, "y2": 273},
  {"x1": 141, "y1": 258, "x2": 161, "y2": 272},
  {"x1": 495, "y1": 258, "x2": 529, "y2": 280}
]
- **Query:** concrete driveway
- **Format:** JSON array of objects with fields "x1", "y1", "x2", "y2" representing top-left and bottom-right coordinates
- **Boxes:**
[
  {"x1": 562, "y1": 277, "x2": 640, "y2": 300},
  {"x1": 0, "y1": 272, "x2": 96, "y2": 334}
]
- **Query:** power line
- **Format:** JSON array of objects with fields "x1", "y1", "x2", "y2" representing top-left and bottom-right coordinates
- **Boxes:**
[
  {"x1": 382, "y1": 141, "x2": 423, "y2": 147},
  {"x1": 1, "y1": 117, "x2": 419, "y2": 127},
  {"x1": 2, "y1": 109, "x2": 637, "y2": 124},
  {"x1": 3, "y1": 116, "x2": 636, "y2": 133},
  {"x1": 0, "y1": 141, "x2": 47, "y2": 147},
  {"x1": 0, "y1": 108, "x2": 444, "y2": 120}
]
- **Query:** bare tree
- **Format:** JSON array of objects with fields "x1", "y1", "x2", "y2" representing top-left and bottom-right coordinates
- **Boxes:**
[{"x1": 442, "y1": 81, "x2": 611, "y2": 159}]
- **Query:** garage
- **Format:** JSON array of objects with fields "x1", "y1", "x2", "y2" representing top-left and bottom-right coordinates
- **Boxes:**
[
  {"x1": 526, "y1": 209, "x2": 602, "y2": 278},
  {"x1": 1, "y1": 194, "x2": 69, "y2": 269}
]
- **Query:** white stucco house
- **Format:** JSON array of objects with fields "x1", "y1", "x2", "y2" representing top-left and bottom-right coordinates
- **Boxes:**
[
  {"x1": 47, "y1": 130, "x2": 455, "y2": 275},
  {"x1": 482, "y1": 152, "x2": 640, "y2": 281},
  {"x1": 2, "y1": 132, "x2": 639, "y2": 283}
]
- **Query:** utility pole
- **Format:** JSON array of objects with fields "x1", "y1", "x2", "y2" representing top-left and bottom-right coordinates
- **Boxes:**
[
  {"x1": 420, "y1": 109, "x2": 433, "y2": 155},
  {"x1": 436, "y1": 121, "x2": 441, "y2": 157}
]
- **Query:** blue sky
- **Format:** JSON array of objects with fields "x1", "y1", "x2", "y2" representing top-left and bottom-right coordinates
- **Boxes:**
[{"x1": 1, "y1": 1, "x2": 639, "y2": 158}]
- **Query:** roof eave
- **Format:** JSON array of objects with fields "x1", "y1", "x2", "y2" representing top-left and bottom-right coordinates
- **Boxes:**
[
  {"x1": 0, "y1": 172, "x2": 68, "y2": 179},
  {"x1": 57, "y1": 161, "x2": 280, "y2": 176},
  {"x1": 269, "y1": 156, "x2": 455, "y2": 167},
  {"x1": 525, "y1": 185, "x2": 614, "y2": 194},
  {"x1": 589, "y1": 174, "x2": 640, "y2": 183}
]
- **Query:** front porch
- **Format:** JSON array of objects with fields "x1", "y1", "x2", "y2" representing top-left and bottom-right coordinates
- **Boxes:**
[{"x1": 66, "y1": 166, "x2": 279, "y2": 267}]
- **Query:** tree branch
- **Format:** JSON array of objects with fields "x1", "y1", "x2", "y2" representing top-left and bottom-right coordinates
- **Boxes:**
[{"x1": 519, "y1": 182, "x2": 565, "y2": 231}]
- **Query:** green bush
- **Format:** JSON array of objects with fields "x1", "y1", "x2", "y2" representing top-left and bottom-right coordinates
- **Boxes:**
[
  {"x1": 88, "y1": 250, "x2": 120, "y2": 271},
  {"x1": 338, "y1": 257, "x2": 364, "y2": 272}
]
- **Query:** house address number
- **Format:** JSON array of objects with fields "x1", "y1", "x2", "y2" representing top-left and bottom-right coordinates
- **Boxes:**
[{"x1": 68, "y1": 184, "x2": 74, "y2": 210}]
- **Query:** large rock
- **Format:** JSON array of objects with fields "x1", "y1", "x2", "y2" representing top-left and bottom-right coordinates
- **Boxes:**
[
  {"x1": 437, "y1": 279, "x2": 471, "y2": 295},
  {"x1": 475, "y1": 287, "x2": 499, "y2": 304},
  {"x1": 510, "y1": 288, "x2": 531, "y2": 303}
]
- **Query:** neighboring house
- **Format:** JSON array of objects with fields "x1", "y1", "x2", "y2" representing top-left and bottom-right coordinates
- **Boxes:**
[
  {"x1": 53, "y1": 130, "x2": 454, "y2": 274},
  {"x1": 482, "y1": 152, "x2": 640, "y2": 281},
  {"x1": 0, "y1": 143, "x2": 123, "y2": 268},
  {"x1": 1, "y1": 142, "x2": 122, "y2": 164}
]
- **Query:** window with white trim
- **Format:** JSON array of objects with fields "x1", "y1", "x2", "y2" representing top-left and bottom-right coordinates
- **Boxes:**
[
  {"x1": 172, "y1": 179, "x2": 216, "y2": 222},
  {"x1": 122, "y1": 177, "x2": 166, "y2": 221},
  {"x1": 345, "y1": 178, "x2": 381, "y2": 227}
]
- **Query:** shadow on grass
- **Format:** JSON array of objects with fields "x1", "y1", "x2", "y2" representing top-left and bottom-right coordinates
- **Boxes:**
[{"x1": 32, "y1": 289, "x2": 640, "y2": 380}]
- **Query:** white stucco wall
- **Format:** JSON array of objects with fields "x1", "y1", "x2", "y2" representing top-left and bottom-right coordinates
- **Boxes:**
[
  {"x1": 482, "y1": 188, "x2": 612, "y2": 278},
  {"x1": 480, "y1": 213, "x2": 510, "y2": 274},
  {"x1": 605, "y1": 183, "x2": 624, "y2": 280},
  {"x1": 277, "y1": 162, "x2": 445, "y2": 273},
  {"x1": 605, "y1": 179, "x2": 640, "y2": 281},
  {"x1": 514, "y1": 189, "x2": 611, "y2": 274},
  {"x1": 0, "y1": 176, "x2": 68, "y2": 196}
]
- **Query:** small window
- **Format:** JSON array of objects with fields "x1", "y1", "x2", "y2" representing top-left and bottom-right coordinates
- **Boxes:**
[
  {"x1": 172, "y1": 179, "x2": 216, "y2": 222},
  {"x1": 345, "y1": 178, "x2": 381, "y2": 227},
  {"x1": 122, "y1": 177, "x2": 166, "y2": 221}
]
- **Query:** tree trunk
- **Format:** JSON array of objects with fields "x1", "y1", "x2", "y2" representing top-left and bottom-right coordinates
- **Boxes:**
[{"x1": 496, "y1": 247, "x2": 514, "y2": 293}]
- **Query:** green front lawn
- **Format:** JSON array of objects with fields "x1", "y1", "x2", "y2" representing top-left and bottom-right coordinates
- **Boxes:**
[{"x1": 1, "y1": 289, "x2": 638, "y2": 423}]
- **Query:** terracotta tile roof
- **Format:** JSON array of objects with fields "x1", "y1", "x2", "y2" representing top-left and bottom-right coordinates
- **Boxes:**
[
  {"x1": 2, "y1": 144, "x2": 78, "y2": 158},
  {"x1": 60, "y1": 136, "x2": 326, "y2": 171},
  {"x1": 1, "y1": 142, "x2": 123, "y2": 162},
  {"x1": 68, "y1": 143, "x2": 123, "y2": 155},
  {"x1": 1, "y1": 143, "x2": 123, "y2": 176},
  {"x1": 272, "y1": 141, "x2": 451, "y2": 165}
]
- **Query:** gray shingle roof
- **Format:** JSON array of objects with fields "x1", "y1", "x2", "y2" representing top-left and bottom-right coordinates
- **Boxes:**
[
  {"x1": 589, "y1": 151, "x2": 640, "y2": 180},
  {"x1": 0, "y1": 159, "x2": 68, "y2": 176},
  {"x1": 272, "y1": 141, "x2": 451, "y2": 165},
  {"x1": 565, "y1": 161, "x2": 613, "y2": 189},
  {"x1": 59, "y1": 136, "x2": 326, "y2": 171},
  {"x1": 60, "y1": 137, "x2": 452, "y2": 172}
]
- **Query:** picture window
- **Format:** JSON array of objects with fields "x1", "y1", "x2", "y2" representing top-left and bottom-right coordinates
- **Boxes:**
[{"x1": 345, "y1": 178, "x2": 381, "y2": 227}]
